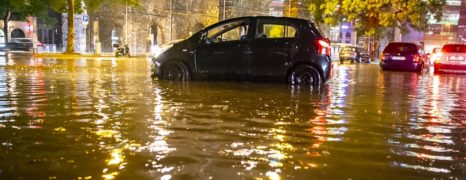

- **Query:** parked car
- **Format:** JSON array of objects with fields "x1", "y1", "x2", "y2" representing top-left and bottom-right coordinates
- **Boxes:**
[
  {"x1": 428, "y1": 47, "x2": 441, "y2": 64},
  {"x1": 339, "y1": 45, "x2": 371, "y2": 63},
  {"x1": 0, "y1": 43, "x2": 6, "y2": 55},
  {"x1": 151, "y1": 16, "x2": 333, "y2": 85},
  {"x1": 8, "y1": 38, "x2": 34, "y2": 51},
  {"x1": 434, "y1": 44, "x2": 466, "y2": 73},
  {"x1": 380, "y1": 42, "x2": 426, "y2": 72}
]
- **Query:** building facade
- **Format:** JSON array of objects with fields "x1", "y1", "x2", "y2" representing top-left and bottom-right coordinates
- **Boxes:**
[
  {"x1": 85, "y1": 0, "x2": 273, "y2": 53},
  {"x1": 424, "y1": 0, "x2": 463, "y2": 51}
]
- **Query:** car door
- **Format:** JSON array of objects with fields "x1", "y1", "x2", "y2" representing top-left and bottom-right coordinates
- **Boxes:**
[
  {"x1": 249, "y1": 19, "x2": 299, "y2": 80},
  {"x1": 195, "y1": 19, "x2": 252, "y2": 80}
]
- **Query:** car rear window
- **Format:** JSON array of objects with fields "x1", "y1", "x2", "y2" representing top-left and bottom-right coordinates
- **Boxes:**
[
  {"x1": 383, "y1": 43, "x2": 418, "y2": 53},
  {"x1": 441, "y1": 44, "x2": 466, "y2": 53}
]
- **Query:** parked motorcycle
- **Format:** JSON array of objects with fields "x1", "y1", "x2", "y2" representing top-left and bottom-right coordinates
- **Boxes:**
[{"x1": 113, "y1": 44, "x2": 131, "y2": 57}]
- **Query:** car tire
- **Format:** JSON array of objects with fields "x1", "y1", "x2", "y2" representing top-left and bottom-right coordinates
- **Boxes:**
[
  {"x1": 288, "y1": 65, "x2": 321, "y2": 86},
  {"x1": 417, "y1": 63, "x2": 424, "y2": 73},
  {"x1": 161, "y1": 61, "x2": 191, "y2": 81}
]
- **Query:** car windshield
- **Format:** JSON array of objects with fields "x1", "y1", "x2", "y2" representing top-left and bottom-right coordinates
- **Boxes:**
[
  {"x1": 441, "y1": 44, "x2": 466, "y2": 53},
  {"x1": 384, "y1": 43, "x2": 417, "y2": 53},
  {"x1": 12, "y1": 39, "x2": 33, "y2": 43}
]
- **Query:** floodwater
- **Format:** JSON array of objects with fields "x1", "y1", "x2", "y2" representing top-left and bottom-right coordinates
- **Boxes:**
[{"x1": 0, "y1": 56, "x2": 464, "y2": 179}]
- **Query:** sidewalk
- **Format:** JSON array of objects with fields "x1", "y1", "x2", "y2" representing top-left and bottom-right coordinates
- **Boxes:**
[{"x1": 33, "y1": 52, "x2": 150, "y2": 58}]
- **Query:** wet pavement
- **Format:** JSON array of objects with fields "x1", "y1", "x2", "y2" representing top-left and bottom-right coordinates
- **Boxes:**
[{"x1": 0, "y1": 55, "x2": 465, "y2": 179}]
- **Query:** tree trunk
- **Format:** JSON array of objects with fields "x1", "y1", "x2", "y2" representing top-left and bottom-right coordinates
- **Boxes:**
[
  {"x1": 2, "y1": 10, "x2": 11, "y2": 44},
  {"x1": 65, "y1": 0, "x2": 75, "y2": 54}
]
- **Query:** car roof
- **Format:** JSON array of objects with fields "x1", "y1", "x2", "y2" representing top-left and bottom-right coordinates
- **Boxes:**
[
  {"x1": 205, "y1": 16, "x2": 311, "y2": 30},
  {"x1": 443, "y1": 43, "x2": 466, "y2": 46},
  {"x1": 387, "y1": 42, "x2": 418, "y2": 45},
  {"x1": 226, "y1": 16, "x2": 310, "y2": 23}
]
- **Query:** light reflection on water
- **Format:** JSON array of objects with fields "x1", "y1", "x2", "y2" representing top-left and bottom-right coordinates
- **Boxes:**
[{"x1": 0, "y1": 58, "x2": 464, "y2": 179}]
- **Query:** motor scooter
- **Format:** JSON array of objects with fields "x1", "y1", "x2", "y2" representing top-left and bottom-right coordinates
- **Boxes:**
[{"x1": 113, "y1": 44, "x2": 130, "y2": 57}]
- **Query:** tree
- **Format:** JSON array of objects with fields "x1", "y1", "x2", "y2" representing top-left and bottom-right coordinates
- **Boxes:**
[
  {"x1": 48, "y1": 0, "x2": 139, "y2": 54},
  {"x1": 309, "y1": 0, "x2": 445, "y2": 58},
  {"x1": 310, "y1": 0, "x2": 445, "y2": 38},
  {"x1": 0, "y1": 0, "x2": 50, "y2": 44}
]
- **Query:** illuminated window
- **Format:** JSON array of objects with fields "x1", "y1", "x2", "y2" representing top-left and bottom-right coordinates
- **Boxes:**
[{"x1": 256, "y1": 20, "x2": 297, "y2": 39}]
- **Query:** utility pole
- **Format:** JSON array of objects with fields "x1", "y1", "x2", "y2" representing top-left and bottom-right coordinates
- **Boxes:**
[
  {"x1": 125, "y1": 1, "x2": 128, "y2": 45},
  {"x1": 170, "y1": 0, "x2": 173, "y2": 41},
  {"x1": 223, "y1": 0, "x2": 226, "y2": 20},
  {"x1": 288, "y1": 0, "x2": 292, "y2": 17}
]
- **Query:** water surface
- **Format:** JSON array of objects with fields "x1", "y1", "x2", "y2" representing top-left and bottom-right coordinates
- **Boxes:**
[{"x1": 0, "y1": 56, "x2": 464, "y2": 179}]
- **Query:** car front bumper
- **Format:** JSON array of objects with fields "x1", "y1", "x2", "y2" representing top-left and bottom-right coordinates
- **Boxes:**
[{"x1": 151, "y1": 57, "x2": 161, "y2": 77}]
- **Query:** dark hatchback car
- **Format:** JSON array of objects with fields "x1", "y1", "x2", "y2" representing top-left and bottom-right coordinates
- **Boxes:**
[
  {"x1": 151, "y1": 16, "x2": 333, "y2": 85},
  {"x1": 380, "y1": 42, "x2": 426, "y2": 72},
  {"x1": 339, "y1": 45, "x2": 370, "y2": 63},
  {"x1": 8, "y1": 38, "x2": 34, "y2": 51}
]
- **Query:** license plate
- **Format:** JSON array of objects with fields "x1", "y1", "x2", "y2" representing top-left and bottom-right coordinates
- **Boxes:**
[
  {"x1": 392, "y1": 56, "x2": 405, "y2": 60},
  {"x1": 449, "y1": 56, "x2": 465, "y2": 61}
]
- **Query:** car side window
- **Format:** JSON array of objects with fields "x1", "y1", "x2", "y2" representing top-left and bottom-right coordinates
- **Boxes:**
[
  {"x1": 256, "y1": 20, "x2": 297, "y2": 39},
  {"x1": 206, "y1": 20, "x2": 249, "y2": 43}
]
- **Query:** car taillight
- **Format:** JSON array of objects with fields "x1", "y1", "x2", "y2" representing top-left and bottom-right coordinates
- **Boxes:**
[
  {"x1": 413, "y1": 55, "x2": 419, "y2": 62},
  {"x1": 315, "y1": 39, "x2": 331, "y2": 56},
  {"x1": 381, "y1": 53, "x2": 385, "y2": 61}
]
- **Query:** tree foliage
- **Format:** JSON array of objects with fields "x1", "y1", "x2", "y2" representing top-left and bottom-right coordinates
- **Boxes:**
[{"x1": 309, "y1": 0, "x2": 446, "y2": 37}]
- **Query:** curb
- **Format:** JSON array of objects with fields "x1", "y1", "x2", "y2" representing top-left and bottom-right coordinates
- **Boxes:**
[{"x1": 33, "y1": 53, "x2": 149, "y2": 58}]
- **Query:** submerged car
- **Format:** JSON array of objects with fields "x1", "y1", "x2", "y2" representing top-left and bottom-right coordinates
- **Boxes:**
[
  {"x1": 380, "y1": 42, "x2": 426, "y2": 72},
  {"x1": 151, "y1": 16, "x2": 333, "y2": 85},
  {"x1": 339, "y1": 45, "x2": 370, "y2": 63},
  {"x1": 0, "y1": 43, "x2": 6, "y2": 56},
  {"x1": 9, "y1": 38, "x2": 34, "y2": 51},
  {"x1": 434, "y1": 44, "x2": 466, "y2": 73}
]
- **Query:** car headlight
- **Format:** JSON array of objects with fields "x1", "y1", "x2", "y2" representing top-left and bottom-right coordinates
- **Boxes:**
[{"x1": 152, "y1": 44, "x2": 173, "y2": 59}]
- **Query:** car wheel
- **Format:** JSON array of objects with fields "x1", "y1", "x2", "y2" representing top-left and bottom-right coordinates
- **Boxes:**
[
  {"x1": 288, "y1": 65, "x2": 321, "y2": 86},
  {"x1": 161, "y1": 61, "x2": 191, "y2": 81},
  {"x1": 417, "y1": 63, "x2": 424, "y2": 73}
]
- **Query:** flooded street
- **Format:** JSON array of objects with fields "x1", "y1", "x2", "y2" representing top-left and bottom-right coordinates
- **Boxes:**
[{"x1": 0, "y1": 56, "x2": 464, "y2": 179}]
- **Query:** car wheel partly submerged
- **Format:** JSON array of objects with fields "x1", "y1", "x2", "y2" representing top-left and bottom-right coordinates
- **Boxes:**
[
  {"x1": 417, "y1": 63, "x2": 424, "y2": 73},
  {"x1": 288, "y1": 65, "x2": 321, "y2": 86},
  {"x1": 161, "y1": 61, "x2": 191, "y2": 81}
]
